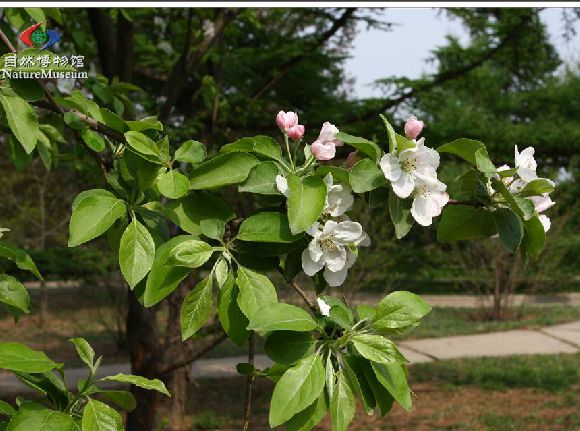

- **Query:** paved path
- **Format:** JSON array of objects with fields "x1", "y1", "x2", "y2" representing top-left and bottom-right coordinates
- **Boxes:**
[{"x1": 1, "y1": 321, "x2": 578, "y2": 395}]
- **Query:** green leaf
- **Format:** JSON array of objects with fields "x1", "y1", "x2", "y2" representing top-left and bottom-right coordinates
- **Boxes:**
[
  {"x1": 285, "y1": 393, "x2": 327, "y2": 431},
  {"x1": 248, "y1": 303, "x2": 317, "y2": 333},
  {"x1": 124, "y1": 131, "x2": 162, "y2": 160},
  {"x1": 217, "y1": 273, "x2": 250, "y2": 345},
  {"x1": 69, "y1": 338, "x2": 95, "y2": 370},
  {"x1": 68, "y1": 190, "x2": 127, "y2": 247},
  {"x1": 0, "y1": 242, "x2": 41, "y2": 280},
  {"x1": 96, "y1": 390, "x2": 136, "y2": 412},
  {"x1": 238, "y1": 161, "x2": 282, "y2": 195},
  {"x1": 437, "y1": 138, "x2": 487, "y2": 166},
  {"x1": 0, "y1": 343, "x2": 59, "y2": 373},
  {"x1": 373, "y1": 291, "x2": 432, "y2": 330},
  {"x1": 236, "y1": 266, "x2": 278, "y2": 320},
  {"x1": 199, "y1": 219, "x2": 225, "y2": 241},
  {"x1": 81, "y1": 128, "x2": 106, "y2": 152},
  {"x1": 342, "y1": 355, "x2": 376, "y2": 415},
  {"x1": 269, "y1": 353, "x2": 325, "y2": 427},
  {"x1": 475, "y1": 147, "x2": 496, "y2": 173},
  {"x1": 8, "y1": 79, "x2": 44, "y2": 102},
  {"x1": 334, "y1": 132, "x2": 381, "y2": 162},
  {"x1": 315, "y1": 166, "x2": 350, "y2": 185},
  {"x1": 189, "y1": 153, "x2": 259, "y2": 189},
  {"x1": 351, "y1": 334, "x2": 407, "y2": 364},
  {"x1": 357, "y1": 304, "x2": 376, "y2": 321},
  {"x1": 519, "y1": 179, "x2": 555, "y2": 197},
  {"x1": 0, "y1": 88, "x2": 39, "y2": 154},
  {"x1": 119, "y1": 219, "x2": 155, "y2": 289},
  {"x1": 81, "y1": 398, "x2": 123, "y2": 431},
  {"x1": 157, "y1": 170, "x2": 189, "y2": 199},
  {"x1": 492, "y1": 208, "x2": 524, "y2": 254},
  {"x1": 174, "y1": 140, "x2": 206, "y2": 164},
  {"x1": 237, "y1": 212, "x2": 302, "y2": 243},
  {"x1": 491, "y1": 179, "x2": 535, "y2": 220},
  {"x1": 180, "y1": 276, "x2": 213, "y2": 340},
  {"x1": 264, "y1": 331, "x2": 316, "y2": 365},
  {"x1": 101, "y1": 374, "x2": 170, "y2": 397},
  {"x1": 349, "y1": 158, "x2": 386, "y2": 193},
  {"x1": 14, "y1": 371, "x2": 69, "y2": 411},
  {"x1": 287, "y1": 174, "x2": 327, "y2": 235},
  {"x1": 371, "y1": 362, "x2": 411, "y2": 411},
  {"x1": 360, "y1": 359, "x2": 394, "y2": 416},
  {"x1": 379, "y1": 114, "x2": 397, "y2": 153},
  {"x1": 168, "y1": 239, "x2": 213, "y2": 268},
  {"x1": 143, "y1": 235, "x2": 197, "y2": 307},
  {"x1": 388, "y1": 190, "x2": 414, "y2": 239},
  {"x1": 214, "y1": 258, "x2": 229, "y2": 288},
  {"x1": 100, "y1": 108, "x2": 128, "y2": 133},
  {"x1": 24, "y1": 8, "x2": 46, "y2": 24},
  {"x1": 0, "y1": 401, "x2": 15, "y2": 417},
  {"x1": 522, "y1": 216, "x2": 546, "y2": 259},
  {"x1": 0, "y1": 275, "x2": 30, "y2": 316},
  {"x1": 7, "y1": 403, "x2": 75, "y2": 431},
  {"x1": 221, "y1": 135, "x2": 283, "y2": 162},
  {"x1": 330, "y1": 371, "x2": 356, "y2": 431},
  {"x1": 164, "y1": 192, "x2": 235, "y2": 235},
  {"x1": 437, "y1": 205, "x2": 496, "y2": 242}
]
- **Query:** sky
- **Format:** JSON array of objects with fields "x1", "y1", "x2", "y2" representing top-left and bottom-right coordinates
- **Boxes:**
[{"x1": 345, "y1": 8, "x2": 580, "y2": 99}]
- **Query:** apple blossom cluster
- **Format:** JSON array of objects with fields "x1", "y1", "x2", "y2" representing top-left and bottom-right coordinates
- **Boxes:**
[
  {"x1": 379, "y1": 117, "x2": 449, "y2": 226},
  {"x1": 275, "y1": 111, "x2": 369, "y2": 287},
  {"x1": 492, "y1": 146, "x2": 555, "y2": 232}
]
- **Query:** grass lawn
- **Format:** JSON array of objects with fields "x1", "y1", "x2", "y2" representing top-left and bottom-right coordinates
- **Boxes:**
[{"x1": 180, "y1": 354, "x2": 580, "y2": 430}]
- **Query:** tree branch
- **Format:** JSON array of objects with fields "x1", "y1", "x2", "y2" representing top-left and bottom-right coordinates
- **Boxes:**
[
  {"x1": 158, "y1": 330, "x2": 228, "y2": 376},
  {"x1": 159, "y1": 9, "x2": 240, "y2": 120},
  {"x1": 251, "y1": 8, "x2": 357, "y2": 101},
  {"x1": 242, "y1": 332, "x2": 255, "y2": 431},
  {"x1": 447, "y1": 199, "x2": 485, "y2": 207}
]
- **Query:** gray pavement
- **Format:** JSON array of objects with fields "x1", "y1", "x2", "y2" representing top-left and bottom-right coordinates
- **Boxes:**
[{"x1": 1, "y1": 320, "x2": 578, "y2": 395}]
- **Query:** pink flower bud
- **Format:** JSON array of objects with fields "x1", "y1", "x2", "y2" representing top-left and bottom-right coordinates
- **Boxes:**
[
  {"x1": 276, "y1": 111, "x2": 298, "y2": 131},
  {"x1": 287, "y1": 124, "x2": 305, "y2": 141},
  {"x1": 346, "y1": 151, "x2": 358, "y2": 169},
  {"x1": 404, "y1": 116, "x2": 424, "y2": 140},
  {"x1": 311, "y1": 140, "x2": 336, "y2": 160}
]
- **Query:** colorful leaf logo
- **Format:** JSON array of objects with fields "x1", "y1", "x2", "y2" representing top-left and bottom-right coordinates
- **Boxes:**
[{"x1": 20, "y1": 23, "x2": 61, "y2": 50}]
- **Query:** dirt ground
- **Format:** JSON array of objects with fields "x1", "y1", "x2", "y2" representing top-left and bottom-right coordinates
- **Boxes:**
[{"x1": 183, "y1": 378, "x2": 580, "y2": 431}]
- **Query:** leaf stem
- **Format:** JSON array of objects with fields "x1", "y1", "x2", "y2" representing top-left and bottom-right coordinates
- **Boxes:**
[{"x1": 284, "y1": 133, "x2": 295, "y2": 171}]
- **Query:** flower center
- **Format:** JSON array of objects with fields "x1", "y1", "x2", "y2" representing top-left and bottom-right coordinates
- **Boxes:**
[
  {"x1": 416, "y1": 186, "x2": 430, "y2": 198},
  {"x1": 401, "y1": 159, "x2": 417, "y2": 172},
  {"x1": 319, "y1": 236, "x2": 335, "y2": 252}
]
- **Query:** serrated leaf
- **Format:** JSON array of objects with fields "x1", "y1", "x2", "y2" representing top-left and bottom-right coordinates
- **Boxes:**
[
  {"x1": 248, "y1": 303, "x2": 317, "y2": 333},
  {"x1": 119, "y1": 219, "x2": 155, "y2": 289},
  {"x1": 0, "y1": 88, "x2": 39, "y2": 154},
  {"x1": 180, "y1": 276, "x2": 213, "y2": 340},
  {"x1": 236, "y1": 266, "x2": 278, "y2": 320},
  {"x1": 69, "y1": 338, "x2": 95, "y2": 370},
  {"x1": 351, "y1": 334, "x2": 407, "y2": 364},
  {"x1": 287, "y1": 174, "x2": 327, "y2": 235},
  {"x1": 101, "y1": 374, "x2": 170, "y2": 396},
  {"x1": 81, "y1": 398, "x2": 123, "y2": 431},
  {"x1": 373, "y1": 291, "x2": 432, "y2": 330},
  {"x1": 157, "y1": 170, "x2": 189, "y2": 199},
  {"x1": 0, "y1": 275, "x2": 30, "y2": 316},
  {"x1": 0, "y1": 343, "x2": 59, "y2": 373},
  {"x1": 237, "y1": 212, "x2": 302, "y2": 243}
]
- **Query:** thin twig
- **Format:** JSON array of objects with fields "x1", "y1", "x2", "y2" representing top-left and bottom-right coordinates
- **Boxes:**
[
  {"x1": 242, "y1": 332, "x2": 255, "y2": 431},
  {"x1": 290, "y1": 280, "x2": 317, "y2": 314},
  {"x1": 159, "y1": 330, "x2": 228, "y2": 376}
]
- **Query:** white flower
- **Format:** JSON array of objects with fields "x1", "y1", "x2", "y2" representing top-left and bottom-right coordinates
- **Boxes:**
[
  {"x1": 276, "y1": 175, "x2": 289, "y2": 197},
  {"x1": 379, "y1": 138, "x2": 440, "y2": 198},
  {"x1": 302, "y1": 220, "x2": 369, "y2": 287},
  {"x1": 323, "y1": 174, "x2": 354, "y2": 217},
  {"x1": 410, "y1": 177, "x2": 449, "y2": 227},
  {"x1": 514, "y1": 145, "x2": 537, "y2": 182},
  {"x1": 538, "y1": 214, "x2": 551, "y2": 232},
  {"x1": 0, "y1": 228, "x2": 9, "y2": 239},
  {"x1": 316, "y1": 298, "x2": 331, "y2": 316}
]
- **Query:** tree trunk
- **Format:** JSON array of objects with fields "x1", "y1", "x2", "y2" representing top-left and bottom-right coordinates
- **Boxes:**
[{"x1": 126, "y1": 291, "x2": 162, "y2": 430}]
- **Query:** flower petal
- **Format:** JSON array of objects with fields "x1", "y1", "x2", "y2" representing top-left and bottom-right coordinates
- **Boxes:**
[
  {"x1": 411, "y1": 196, "x2": 436, "y2": 226},
  {"x1": 391, "y1": 172, "x2": 414, "y2": 198},
  {"x1": 302, "y1": 247, "x2": 325, "y2": 276},
  {"x1": 332, "y1": 221, "x2": 363, "y2": 245},
  {"x1": 539, "y1": 214, "x2": 551, "y2": 232},
  {"x1": 379, "y1": 153, "x2": 402, "y2": 181},
  {"x1": 324, "y1": 246, "x2": 347, "y2": 272},
  {"x1": 275, "y1": 175, "x2": 289, "y2": 197},
  {"x1": 323, "y1": 266, "x2": 349, "y2": 287}
]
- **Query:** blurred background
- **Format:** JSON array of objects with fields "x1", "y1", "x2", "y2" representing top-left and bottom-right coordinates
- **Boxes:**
[{"x1": 0, "y1": 6, "x2": 579, "y2": 431}]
